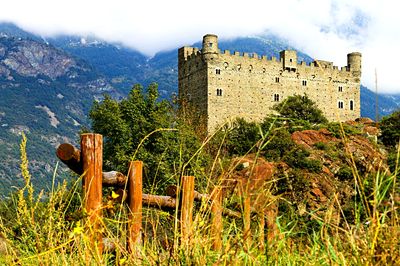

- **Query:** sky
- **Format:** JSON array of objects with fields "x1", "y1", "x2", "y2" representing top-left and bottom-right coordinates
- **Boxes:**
[{"x1": 0, "y1": 0, "x2": 399, "y2": 93}]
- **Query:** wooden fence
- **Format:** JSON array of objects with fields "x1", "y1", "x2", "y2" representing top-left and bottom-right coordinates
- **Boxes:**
[{"x1": 56, "y1": 133, "x2": 265, "y2": 257}]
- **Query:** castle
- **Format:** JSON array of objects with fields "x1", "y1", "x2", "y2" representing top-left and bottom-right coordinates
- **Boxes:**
[{"x1": 178, "y1": 34, "x2": 362, "y2": 132}]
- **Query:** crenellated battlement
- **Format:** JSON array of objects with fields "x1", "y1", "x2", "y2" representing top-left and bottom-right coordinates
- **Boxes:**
[
  {"x1": 178, "y1": 34, "x2": 362, "y2": 133},
  {"x1": 179, "y1": 41, "x2": 359, "y2": 78}
]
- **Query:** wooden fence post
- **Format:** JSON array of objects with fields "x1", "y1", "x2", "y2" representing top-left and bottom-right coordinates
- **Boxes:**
[
  {"x1": 180, "y1": 176, "x2": 195, "y2": 248},
  {"x1": 211, "y1": 186, "x2": 222, "y2": 251},
  {"x1": 127, "y1": 161, "x2": 143, "y2": 255},
  {"x1": 81, "y1": 133, "x2": 103, "y2": 254}
]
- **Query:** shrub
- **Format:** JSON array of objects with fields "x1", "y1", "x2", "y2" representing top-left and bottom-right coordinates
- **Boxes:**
[
  {"x1": 335, "y1": 166, "x2": 354, "y2": 181},
  {"x1": 314, "y1": 141, "x2": 328, "y2": 150},
  {"x1": 380, "y1": 110, "x2": 400, "y2": 148},
  {"x1": 273, "y1": 94, "x2": 328, "y2": 124}
]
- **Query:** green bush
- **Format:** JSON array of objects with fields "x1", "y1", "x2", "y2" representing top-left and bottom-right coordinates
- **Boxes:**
[
  {"x1": 335, "y1": 166, "x2": 354, "y2": 181},
  {"x1": 314, "y1": 141, "x2": 328, "y2": 150},
  {"x1": 273, "y1": 94, "x2": 328, "y2": 124},
  {"x1": 380, "y1": 110, "x2": 400, "y2": 148},
  {"x1": 324, "y1": 122, "x2": 361, "y2": 138},
  {"x1": 283, "y1": 146, "x2": 322, "y2": 173}
]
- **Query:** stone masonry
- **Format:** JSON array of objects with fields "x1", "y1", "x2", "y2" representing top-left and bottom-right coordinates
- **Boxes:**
[{"x1": 178, "y1": 34, "x2": 361, "y2": 133}]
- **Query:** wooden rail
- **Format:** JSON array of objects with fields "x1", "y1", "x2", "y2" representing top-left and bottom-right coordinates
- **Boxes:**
[{"x1": 56, "y1": 134, "x2": 267, "y2": 257}]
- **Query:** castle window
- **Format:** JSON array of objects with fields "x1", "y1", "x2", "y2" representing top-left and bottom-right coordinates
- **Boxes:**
[
  {"x1": 275, "y1": 77, "x2": 280, "y2": 83},
  {"x1": 274, "y1": 94, "x2": 280, "y2": 102},
  {"x1": 302, "y1": 80, "x2": 307, "y2": 86},
  {"x1": 237, "y1": 64, "x2": 241, "y2": 71},
  {"x1": 209, "y1": 42, "x2": 213, "y2": 47},
  {"x1": 290, "y1": 59, "x2": 293, "y2": 62},
  {"x1": 216, "y1": 68, "x2": 221, "y2": 75},
  {"x1": 224, "y1": 62, "x2": 229, "y2": 69},
  {"x1": 249, "y1": 65, "x2": 253, "y2": 73},
  {"x1": 216, "y1": 88, "x2": 223, "y2": 96},
  {"x1": 338, "y1": 101, "x2": 344, "y2": 109},
  {"x1": 350, "y1": 100, "x2": 354, "y2": 110},
  {"x1": 338, "y1": 86, "x2": 343, "y2": 92}
]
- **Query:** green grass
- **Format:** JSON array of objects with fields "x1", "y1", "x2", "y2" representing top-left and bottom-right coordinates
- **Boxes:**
[{"x1": 0, "y1": 128, "x2": 399, "y2": 265}]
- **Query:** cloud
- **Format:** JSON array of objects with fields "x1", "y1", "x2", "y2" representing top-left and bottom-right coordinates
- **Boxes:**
[{"x1": 0, "y1": 0, "x2": 399, "y2": 93}]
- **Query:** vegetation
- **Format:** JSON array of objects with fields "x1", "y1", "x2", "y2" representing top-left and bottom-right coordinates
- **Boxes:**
[
  {"x1": 0, "y1": 85, "x2": 398, "y2": 265},
  {"x1": 379, "y1": 110, "x2": 400, "y2": 172},
  {"x1": 89, "y1": 83, "x2": 208, "y2": 192},
  {"x1": 272, "y1": 94, "x2": 328, "y2": 124}
]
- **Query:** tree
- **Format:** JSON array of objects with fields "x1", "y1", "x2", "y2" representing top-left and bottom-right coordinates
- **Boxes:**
[
  {"x1": 89, "y1": 83, "x2": 206, "y2": 192},
  {"x1": 379, "y1": 110, "x2": 400, "y2": 148},
  {"x1": 273, "y1": 94, "x2": 328, "y2": 124}
]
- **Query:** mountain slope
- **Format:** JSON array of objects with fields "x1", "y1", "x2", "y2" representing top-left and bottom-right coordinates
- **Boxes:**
[{"x1": 0, "y1": 34, "x2": 121, "y2": 194}]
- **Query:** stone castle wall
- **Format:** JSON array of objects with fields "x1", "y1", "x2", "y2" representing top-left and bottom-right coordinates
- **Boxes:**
[{"x1": 178, "y1": 34, "x2": 361, "y2": 132}]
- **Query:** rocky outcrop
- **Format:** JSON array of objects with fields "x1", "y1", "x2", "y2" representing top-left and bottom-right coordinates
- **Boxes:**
[
  {"x1": 222, "y1": 124, "x2": 389, "y2": 238},
  {"x1": 0, "y1": 38, "x2": 82, "y2": 79}
]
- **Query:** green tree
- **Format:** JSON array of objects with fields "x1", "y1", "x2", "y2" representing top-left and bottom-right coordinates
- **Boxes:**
[
  {"x1": 273, "y1": 94, "x2": 328, "y2": 124},
  {"x1": 216, "y1": 118, "x2": 261, "y2": 157},
  {"x1": 89, "y1": 83, "x2": 205, "y2": 192},
  {"x1": 380, "y1": 110, "x2": 400, "y2": 148}
]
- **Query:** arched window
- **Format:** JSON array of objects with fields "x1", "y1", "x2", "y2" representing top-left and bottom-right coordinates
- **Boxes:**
[
  {"x1": 216, "y1": 68, "x2": 221, "y2": 75},
  {"x1": 274, "y1": 94, "x2": 280, "y2": 102},
  {"x1": 349, "y1": 100, "x2": 354, "y2": 110},
  {"x1": 338, "y1": 101, "x2": 344, "y2": 109},
  {"x1": 216, "y1": 89, "x2": 223, "y2": 96}
]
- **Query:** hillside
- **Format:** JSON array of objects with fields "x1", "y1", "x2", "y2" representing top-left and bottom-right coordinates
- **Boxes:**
[
  {"x1": 0, "y1": 23, "x2": 399, "y2": 195},
  {"x1": 0, "y1": 34, "x2": 121, "y2": 193}
]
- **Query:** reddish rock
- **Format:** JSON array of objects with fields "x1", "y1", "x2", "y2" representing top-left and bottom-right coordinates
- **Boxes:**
[
  {"x1": 356, "y1": 117, "x2": 375, "y2": 125},
  {"x1": 291, "y1": 128, "x2": 336, "y2": 148}
]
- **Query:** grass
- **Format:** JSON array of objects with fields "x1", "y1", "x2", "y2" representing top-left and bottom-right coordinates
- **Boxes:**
[{"x1": 0, "y1": 128, "x2": 399, "y2": 265}]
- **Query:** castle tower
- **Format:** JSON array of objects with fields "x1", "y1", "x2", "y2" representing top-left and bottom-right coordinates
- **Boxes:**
[
  {"x1": 202, "y1": 34, "x2": 219, "y2": 61},
  {"x1": 280, "y1": 50, "x2": 297, "y2": 71},
  {"x1": 347, "y1": 52, "x2": 362, "y2": 77}
]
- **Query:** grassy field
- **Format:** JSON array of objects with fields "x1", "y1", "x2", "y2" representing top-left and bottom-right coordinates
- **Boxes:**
[{"x1": 0, "y1": 129, "x2": 399, "y2": 266}]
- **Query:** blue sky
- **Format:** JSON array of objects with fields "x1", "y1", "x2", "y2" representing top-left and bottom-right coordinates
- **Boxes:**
[{"x1": 1, "y1": 0, "x2": 399, "y2": 93}]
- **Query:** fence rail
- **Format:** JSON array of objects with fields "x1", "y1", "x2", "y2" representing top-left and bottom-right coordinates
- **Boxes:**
[{"x1": 56, "y1": 133, "x2": 267, "y2": 257}]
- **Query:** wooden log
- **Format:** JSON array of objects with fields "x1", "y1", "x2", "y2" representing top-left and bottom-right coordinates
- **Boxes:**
[
  {"x1": 166, "y1": 185, "x2": 207, "y2": 201},
  {"x1": 56, "y1": 143, "x2": 82, "y2": 174},
  {"x1": 102, "y1": 171, "x2": 128, "y2": 187},
  {"x1": 211, "y1": 186, "x2": 222, "y2": 251},
  {"x1": 142, "y1": 194, "x2": 177, "y2": 208},
  {"x1": 180, "y1": 176, "x2": 195, "y2": 248},
  {"x1": 127, "y1": 161, "x2": 143, "y2": 255},
  {"x1": 56, "y1": 144, "x2": 128, "y2": 187},
  {"x1": 223, "y1": 208, "x2": 241, "y2": 219},
  {"x1": 81, "y1": 133, "x2": 103, "y2": 254}
]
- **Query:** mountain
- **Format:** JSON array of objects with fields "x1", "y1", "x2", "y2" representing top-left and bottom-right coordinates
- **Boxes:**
[
  {"x1": 360, "y1": 85, "x2": 400, "y2": 119},
  {"x1": 0, "y1": 23, "x2": 399, "y2": 196},
  {"x1": 0, "y1": 31, "x2": 121, "y2": 194}
]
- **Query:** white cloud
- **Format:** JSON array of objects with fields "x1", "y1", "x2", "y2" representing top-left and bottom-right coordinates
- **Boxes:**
[{"x1": 0, "y1": 0, "x2": 399, "y2": 93}]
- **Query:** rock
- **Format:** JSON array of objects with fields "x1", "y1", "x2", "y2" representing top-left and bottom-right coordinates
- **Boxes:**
[
  {"x1": 291, "y1": 128, "x2": 336, "y2": 148},
  {"x1": 355, "y1": 117, "x2": 375, "y2": 125}
]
